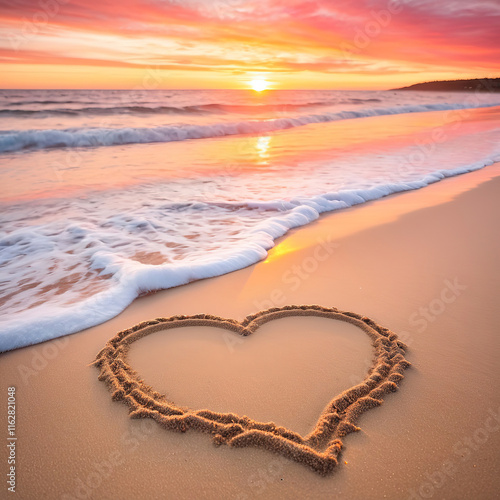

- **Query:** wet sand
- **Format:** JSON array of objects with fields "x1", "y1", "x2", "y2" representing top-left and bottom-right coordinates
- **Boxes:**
[{"x1": 1, "y1": 164, "x2": 500, "y2": 499}]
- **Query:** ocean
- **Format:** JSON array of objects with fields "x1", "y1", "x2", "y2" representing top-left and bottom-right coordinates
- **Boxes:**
[{"x1": 1, "y1": 88, "x2": 500, "y2": 351}]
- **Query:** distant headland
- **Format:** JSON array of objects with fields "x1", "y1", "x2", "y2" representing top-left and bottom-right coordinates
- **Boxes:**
[{"x1": 394, "y1": 78, "x2": 500, "y2": 92}]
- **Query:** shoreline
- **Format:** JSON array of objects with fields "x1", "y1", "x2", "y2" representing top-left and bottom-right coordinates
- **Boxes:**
[
  {"x1": 1, "y1": 163, "x2": 499, "y2": 498},
  {"x1": 2, "y1": 151, "x2": 500, "y2": 352},
  {"x1": 2, "y1": 104, "x2": 500, "y2": 353}
]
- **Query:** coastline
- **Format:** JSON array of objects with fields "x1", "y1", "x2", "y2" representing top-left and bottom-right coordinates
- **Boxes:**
[
  {"x1": 1, "y1": 164, "x2": 500, "y2": 499},
  {"x1": 2, "y1": 104, "x2": 500, "y2": 352}
]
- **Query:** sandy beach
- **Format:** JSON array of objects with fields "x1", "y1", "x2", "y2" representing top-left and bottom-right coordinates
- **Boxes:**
[{"x1": 1, "y1": 160, "x2": 499, "y2": 499}]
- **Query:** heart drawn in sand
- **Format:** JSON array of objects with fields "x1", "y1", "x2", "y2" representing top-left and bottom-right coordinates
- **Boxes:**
[{"x1": 93, "y1": 305, "x2": 411, "y2": 475}]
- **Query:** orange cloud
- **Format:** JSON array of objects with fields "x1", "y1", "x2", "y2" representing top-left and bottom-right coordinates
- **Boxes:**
[{"x1": 0, "y1": 0, "x2": 499, "y2": 89}]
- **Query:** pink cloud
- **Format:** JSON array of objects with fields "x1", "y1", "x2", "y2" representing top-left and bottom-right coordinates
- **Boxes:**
[{"x1": 0, "y1": 0, "x2": 498, "y2": 83}]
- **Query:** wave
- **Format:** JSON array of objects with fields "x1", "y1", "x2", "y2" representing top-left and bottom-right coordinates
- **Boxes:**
[
  {"x1": 0, "y1": 99, "x2": 374, "y2": 118},
  {"x1": 185, "y1": 99, "x2": 382, "y2": 113},
  {"x1": 0, "y1": 105, "x2": 211, "y2": 117},
  {"x1": 5, "y1": 100, "x2": 88, "y2": 106},
  {"x1": 0, "y1": 152, "x2": 498, "y2": 352},
  {"x1": 1, "y1": 101, "x2": 499, "y2": 154}
]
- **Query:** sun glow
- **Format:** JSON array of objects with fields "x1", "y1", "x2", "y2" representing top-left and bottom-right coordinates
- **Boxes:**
[{"x1": 250, "y1": 79, "x2": 269, "y2": 92}]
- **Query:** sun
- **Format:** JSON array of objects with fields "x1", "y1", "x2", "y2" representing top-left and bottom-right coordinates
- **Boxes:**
[{"x1": 250, "y1": 79, "x2": 269, "y2": 92}]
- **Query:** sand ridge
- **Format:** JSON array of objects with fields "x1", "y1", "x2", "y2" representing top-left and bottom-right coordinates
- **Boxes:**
[{"x1": 93, "y1": 305, "x2": 411, "y2": 475}]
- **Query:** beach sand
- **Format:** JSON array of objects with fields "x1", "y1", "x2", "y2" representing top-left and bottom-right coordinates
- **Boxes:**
[{"x1": 1, "y1": 163, "x2": 500, "y2": 499}]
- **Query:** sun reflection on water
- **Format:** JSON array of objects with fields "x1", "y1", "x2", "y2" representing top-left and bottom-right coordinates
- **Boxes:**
[{"x1": 256, "y1": 135, "x2": 272, "y2": 163}]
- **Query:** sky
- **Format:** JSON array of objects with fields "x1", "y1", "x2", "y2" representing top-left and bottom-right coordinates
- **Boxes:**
[{"x1": 0, "y1": 0, "x2": 499, "y2": 90}]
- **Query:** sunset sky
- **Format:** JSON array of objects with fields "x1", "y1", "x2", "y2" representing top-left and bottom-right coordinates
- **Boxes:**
[{"x1": 0, "y1": 0, "x2": 499, "y2": 90}]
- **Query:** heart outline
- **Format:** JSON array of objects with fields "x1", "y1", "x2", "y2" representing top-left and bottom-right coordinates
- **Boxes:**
[{"x1": 93, "y1": 305, "x2": 411, "y2": 475}]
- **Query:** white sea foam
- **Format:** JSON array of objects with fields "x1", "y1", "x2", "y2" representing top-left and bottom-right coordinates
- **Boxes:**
[{"x1": 1, "y1": 101, "x2": 500, "y2": 153}]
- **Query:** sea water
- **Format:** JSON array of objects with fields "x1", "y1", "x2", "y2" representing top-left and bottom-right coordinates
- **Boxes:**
[{"x1": 1, "y1": 89, "x2": 499, "y2": 350}]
